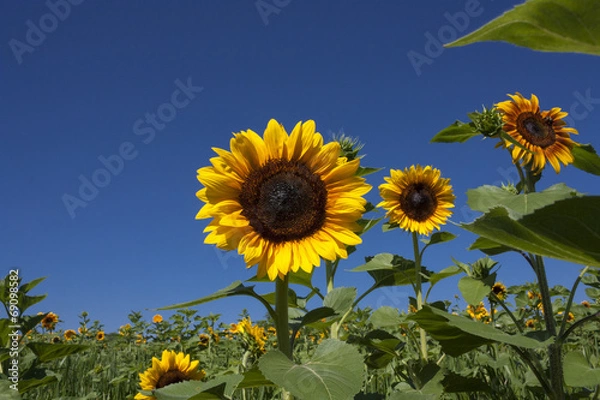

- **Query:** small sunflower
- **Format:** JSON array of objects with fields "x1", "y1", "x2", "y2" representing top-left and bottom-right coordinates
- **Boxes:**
[
  {"x1": 96, "y1": 331, "x2": 105, "y2": 341},
  {"x1": 581, "y1": 300, "x2": 591, "y2": 308},
  {"x1": 198, "y1": 334, "x2": 210, "y2": 347},
  {"x1": 135, "y1": 350, "x2": 205, "y2": 400},
  {"x1": 64, "y1": 329, "x2": 77, "y2": 341},
  {"x1": 196, "y1": 119, "x2": 371, "y2": 280},
  {"x1": 378, "y1": 165, "x2": 455, "y2": 236},
  {"x1": 491, "y1": 282, "x2": 507, "y2": 301},
  {"x1": 495, "y1": 93, "x2": 578, "y2": 174},
  {"x1": 152, "y1": 314, "x2": 163, "y2": 324},
  {"x1": 525, "y1": 319, "x2": 536, "y2": 329},
  {"x1": 51, "y1": 336, "x2": 61, "y2": 344},
  {"x1": 41, "y1": 312, "x2": 59, "y2": 331}
]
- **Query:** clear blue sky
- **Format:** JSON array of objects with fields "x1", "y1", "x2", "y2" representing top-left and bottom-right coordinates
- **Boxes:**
[{"x1": 2, "y1": 1, "x2": 599, "y2": 333}]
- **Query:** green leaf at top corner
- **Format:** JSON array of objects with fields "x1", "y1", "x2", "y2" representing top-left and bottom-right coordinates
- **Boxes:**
[
  {"x1": 446, "y1": 0, "x2": 600, "y2": 56},
  {"x1": 431, "y1": 121, "x2": 480, "y2": 143},
  {"x1": 572, "y1": 143, "x2": 600, "y2": 175}
]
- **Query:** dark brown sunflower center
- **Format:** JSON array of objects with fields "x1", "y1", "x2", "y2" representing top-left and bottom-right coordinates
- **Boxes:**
[
  {"x1": 156, "y1": 370, "x2": 189, "y2": 389},
  {"x1": 239, "y1": 159, "x2": 327, "y2": 243},
  {"x1": 399, "y1": 183, "x2": 437, "y2": 222},
  {"x1": 516, "y1": 112, "x2": 556, "y2": 148}
]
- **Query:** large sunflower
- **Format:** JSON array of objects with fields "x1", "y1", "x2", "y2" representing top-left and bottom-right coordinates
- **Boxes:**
[
  {"x1": 135, "y1": 350, "x2": 205, "y2": 400},
  {"x1": 196, "y1": 119, "x2": 371, "y2": 280},
  {"x1": 378, "y1": 165, "x2": 455, "y2": 236},
  {"x1": 495, "y1": 93, "x2": 578, "y2": 173}
]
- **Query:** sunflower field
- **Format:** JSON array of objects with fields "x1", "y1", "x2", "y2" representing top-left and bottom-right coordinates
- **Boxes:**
[{"x1": 3, "y1": 2, "x2": 600, "y2": 400}]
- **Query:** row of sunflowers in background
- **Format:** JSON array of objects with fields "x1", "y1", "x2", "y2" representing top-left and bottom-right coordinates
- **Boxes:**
[{"x1": 1, "y1": 271, "x2": 599, "y2": 399}]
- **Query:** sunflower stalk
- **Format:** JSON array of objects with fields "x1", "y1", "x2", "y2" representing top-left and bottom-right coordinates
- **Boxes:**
[
  {"x1": 523, "y1": 168, "x2": 564, "y2": 399},
  {"x1": 412, "y1": 232, "x2": 428, "y2": 362},
  {"x1": 275, "y1": 275, "x2": 294, "y2": 400}
]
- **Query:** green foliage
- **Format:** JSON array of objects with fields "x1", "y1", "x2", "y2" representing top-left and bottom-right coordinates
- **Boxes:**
[
  {"x1": 258, "y1": 339, "x2": 365, "y2": 400},
  {"x1": 572, "y1": 144, "x2": 600, "y2": 175},
  {"x1": 447, "y1": 0, "x2": 600, "y2": 56}
]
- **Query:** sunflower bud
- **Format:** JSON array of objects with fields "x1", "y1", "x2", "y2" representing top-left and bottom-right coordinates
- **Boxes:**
[
  {"x1": 333, "y1": 133, "x2": 364, "y2": 161},
  {"x1": 469, "y1": 106, "x2": 504, "y2": 137}
]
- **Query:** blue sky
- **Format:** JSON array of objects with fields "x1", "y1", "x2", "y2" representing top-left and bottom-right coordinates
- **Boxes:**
[{"x1": 2, "y1": 1, "x2": 599, "y2": 334}]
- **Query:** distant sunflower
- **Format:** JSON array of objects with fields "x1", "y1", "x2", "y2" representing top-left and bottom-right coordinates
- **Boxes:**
[
  {"x1": 495, "y1": 93, "x2": 578, "y2": 173},
  {"x1": 41, "y1": 312, "x2": 59, "y2": 331},
  {"x1": 96, "y1": 331, "x2": 105, "y2": 341},
  {"x1": 196, "y1": 119, "x2": 371, "y2": 280},
  {"x1": 64, "y1": 329, "x2": 77, "y2": 341},
  {"x1": 135, "y1": 350, "x2": 205, "y2": 400},
  {"x1": 152, "y1": 314, "x2": 163, "y2": 324},
  {"x1": 378, "y1": 165, "x2": 455, "y2": 236},
  {"x1": 52, "y1": 336, "x2": 61, "y2": 344},
  {"x1": 491, "y1": 282, "x2": 507, "y2": 301},
  {"x1": 198, "y1": 334, "x2": 210, "y2": 347}
]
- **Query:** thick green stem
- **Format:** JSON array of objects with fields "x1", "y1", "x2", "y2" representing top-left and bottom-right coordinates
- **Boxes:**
[
  {"x1": 412, "y1": 232, "x2": 427, "y2": 362},
  {"x1": 275, "y1": 276, "x2": 293, "y2": 400}
]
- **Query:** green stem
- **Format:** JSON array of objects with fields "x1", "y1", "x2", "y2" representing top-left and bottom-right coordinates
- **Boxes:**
[
  {"x1": 558, "y1": 266, "x2": 590, "y2": 338},
  {"x1": 326, "y1": 259, "x2": 340, "y2": 294},
  {"x1": 275, "y1": 275, "x2": 294, "y2": 400},
  {"x1": 412, "y1": 232, "x2": 427, "y2": 362}
]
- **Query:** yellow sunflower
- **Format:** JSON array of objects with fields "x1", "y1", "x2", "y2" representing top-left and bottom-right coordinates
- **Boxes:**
[
  {"x1": 64, "y1": 329, "x2": 77, "y2": 341},
  {"x1": 96, "y1": 331, "x2": 105, "y2": 341},
  {"x1": 41, "y1": 312, "x2": 59, "y2": 331},
  {"x1": 495, "y1": 93, "x2": 578, "y2": 173},
  {"x1": 152, "y1": 314, "x2": 163, "y2": 324},
  {"x1": 491, "y1": 282, "x2": 507, "y2": 301},
  {"x1": 135, "y1": 350, "x2": 205, "y2": 400},
  {"x1": 196, "y1": 119, "x2": 371, "y2": 280},
  {"x1": 378, "y1": 165, "x2": 455, "y2": 236}
]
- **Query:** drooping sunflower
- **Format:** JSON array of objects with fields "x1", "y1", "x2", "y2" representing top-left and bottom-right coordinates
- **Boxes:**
[
  {"x1": 495, "y1": 92, "x2": 578, "y2": 173},
  {"x1": 41, "y1": 312, "x2": 59, "y2": 331},
  {"x1": 196, "y1": 119, "x2": 371, "y2": 280},
  {"x1": 378, "y1": 165, "x2": 455, "y2": 236},
  {"x1": 135, "y1": 350, "x2": 205, "y2": 400}
]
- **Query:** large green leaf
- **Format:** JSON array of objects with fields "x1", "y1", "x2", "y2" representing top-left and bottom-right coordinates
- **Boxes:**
[
  {"x1": 408, "y1": 305, "x2": 549, "y2": 357},
  {"x1": 447, "y1": 0, "x2": 600, "y2": 56},
  {"x1": 323, "y1": 288, "x2": 356, "y2": 315},
  {"x1": 457, "y1": 276, "x2": 490, "y2": 305},
  {"x1": 0, "y1": 379, "x2": 21, "y2": 399},
  {"x1": 153, "y1": 375, "x2": 244, "y2": 400},
  {"x1": 369, "y1": 306, "x2": 405, "y2": 329},
  {"x1": 572, "y1": 144, "x2": 600, "y2": 176},
  {"x1": 466, "y1": 183, "x2": 580, "y2": 216},
  {"x1": 463, "y1": 197, "x2": 600, "y2": 267},
  {"x1": 564, "y1": 352, "x2": 600, "y2": 387},
  {"x1": 26, "y1": 343, "x2": 89, "y2": 363},
  {"x1": 468, "y1": 237, "x2": 514, "y2": 256},
  {"x1": 427, "y1": 266, "x2": 463, "y2": 287},
  {"x1": 258, "y1": 339, "x2": 365, "y2": 400}
]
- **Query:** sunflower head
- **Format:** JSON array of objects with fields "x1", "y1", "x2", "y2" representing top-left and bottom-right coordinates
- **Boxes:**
[
  {"x1": 135, "y1": 350, "x2": 205, "y2": 400},
  {"x1": 152, "y1": 314, "x2": 163, "y2": 324},
  {"x1": 491, "y1": 282, "x2": 507, "y2": 301},
  {"x1": 495, "y1": 92, "x2": 578, "y2": 174},
  {"x1": 96, "y1": 331, "x2": 105, "y2": 341},
  {"x1": 378, "y1": 165, "x2": 455, "y2": 236},
  {"x1": 196, "y1": 119, "x2": 371, "y2": 280},
  {"x1": 64, "y1": 329, "x2": 77, "y2": 341},
  {"x1": 41, "y1": 312, "x2": 59, "y2": 331}
]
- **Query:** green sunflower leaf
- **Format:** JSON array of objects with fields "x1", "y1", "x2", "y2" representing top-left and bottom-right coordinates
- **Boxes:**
[
  {"x1": 462, "y1": 197, "x2": 600, "y2": 267},
  {"x1": 430, "y1": 121, "x2": 480, "y2": 143},
  {"x1": 446, "y1": 0, "x2": 600, "y2": 56},
  {"x1": 153, "y1": 374, "x2": 244, "y2": 400},
  {"x1": 466, "y1": 183, "x2": 580, "y2": 216},
  {"x1": 458, "y1": 276, "x2": 491, "y2": 305},
  {"x1": 258, "y1": 339, "x2": 365, "y2": 400},
  {"x1": 369, "y1": 306, "x2": 405, "y2": 329},
  {"x1": 564, "y1": 352, "x2": 600, "y2": 387},
  {"x1": 572, "y1": 143, "x2": 600, "y2": 176},
  {"x1": 26, "y1": 343, "x2": 89, "y2": 363},
  {"x1": 352, "y1": 253, "x2": 431, "y2": 286},
  {"x1": 421, "y1": 231, "x2": 457, "y2": 246},
  {"x1": 407, "y1": 305, "x2": 549, "y2": 356},
  {"x1": 468, "y1": 236, "x2": 514, "y2": 256}
]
